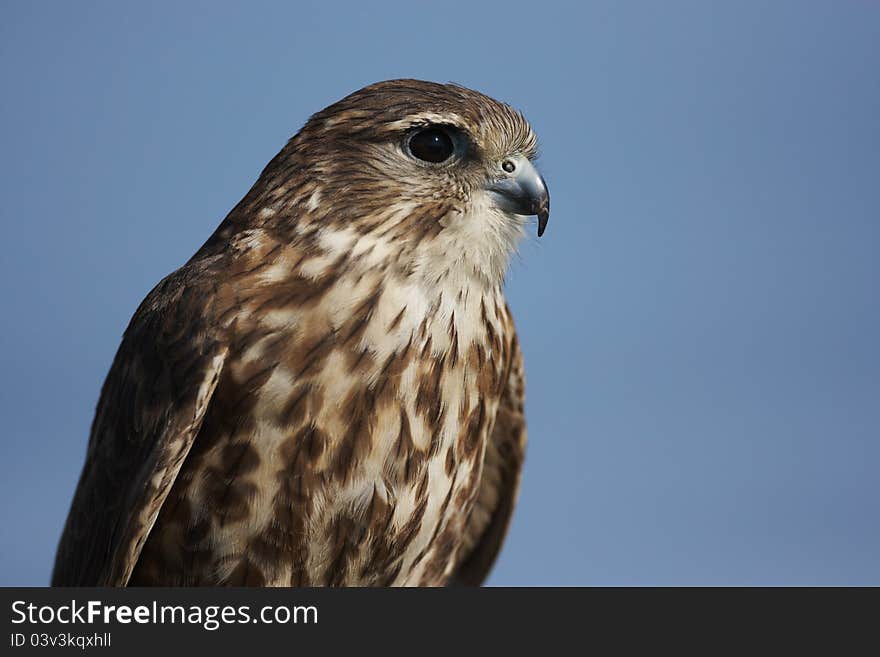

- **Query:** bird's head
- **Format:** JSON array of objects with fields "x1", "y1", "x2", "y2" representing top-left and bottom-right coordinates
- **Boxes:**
[{"x1": 253, "y1": 80, "x2": 549, "y2": 287}]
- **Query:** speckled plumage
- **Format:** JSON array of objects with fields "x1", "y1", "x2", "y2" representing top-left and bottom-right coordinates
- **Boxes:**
[{"x1": 53, "y1": 80, "x2": 542, "y2": 586}]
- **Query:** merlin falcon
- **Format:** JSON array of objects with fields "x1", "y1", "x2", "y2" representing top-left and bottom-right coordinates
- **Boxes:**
[{"x1": 53, "y1": 79, "x2": 550, "y2": 586}]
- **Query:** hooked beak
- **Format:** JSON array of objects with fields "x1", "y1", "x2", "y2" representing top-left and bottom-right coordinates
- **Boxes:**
[{"x1": 487, "y1": 154, "x2": 550, "y2": 237}]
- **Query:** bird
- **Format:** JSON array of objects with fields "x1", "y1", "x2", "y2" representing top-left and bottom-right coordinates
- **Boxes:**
[{"x1": 52, "y1": 79, "x2": 550, "y2": 587}]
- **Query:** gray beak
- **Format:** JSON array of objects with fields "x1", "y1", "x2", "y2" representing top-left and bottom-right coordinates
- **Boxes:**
[{"x1": 487, "y1": 154, "x2": 550, "y2": 236}]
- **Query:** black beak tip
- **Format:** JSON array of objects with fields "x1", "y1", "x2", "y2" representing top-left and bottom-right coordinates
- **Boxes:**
[{"x1": 537, "y1": 207, "x2": 549, "y2": 237}]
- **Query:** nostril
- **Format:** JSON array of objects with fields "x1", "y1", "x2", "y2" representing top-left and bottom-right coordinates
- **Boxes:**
[{"x1": 502, "y1": 159, "x2": 516, "y2": 173}]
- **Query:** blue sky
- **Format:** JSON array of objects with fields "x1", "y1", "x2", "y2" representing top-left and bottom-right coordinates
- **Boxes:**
[{"x1": 1, "y1": 1, "x2": 878, "y2": 585}]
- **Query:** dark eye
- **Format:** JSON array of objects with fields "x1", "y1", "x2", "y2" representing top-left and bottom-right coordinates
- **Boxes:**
[{"x1": 408, "y1": 127, "x2": 455, "y2": 163}]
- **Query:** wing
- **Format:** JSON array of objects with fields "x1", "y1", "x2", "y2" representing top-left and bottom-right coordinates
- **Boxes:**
[
  {"x1": 52, "y1": 266, "x2": 227, "y2": 586},
  {"x1": 450, "y1": 327, "x2": 528, "y2": 586}
]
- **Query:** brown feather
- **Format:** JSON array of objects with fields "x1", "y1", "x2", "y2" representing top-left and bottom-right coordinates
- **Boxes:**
[
  {"x1": 450, "y1": 331, "x2": 528, "y2": 585},
  {"x1": 52, "y1": 265, "x2": 228, "y2": 585}
]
